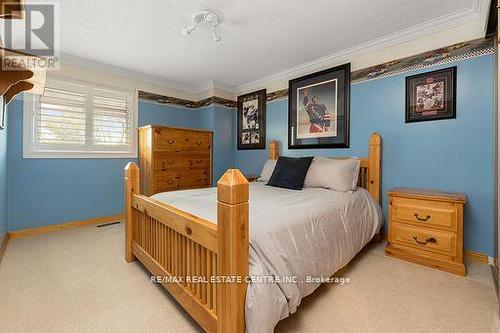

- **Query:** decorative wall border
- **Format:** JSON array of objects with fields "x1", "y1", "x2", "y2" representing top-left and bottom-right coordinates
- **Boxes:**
[
  {"x1": 265, "y1": 36, "x2": 494, "y2": 102},
  {"x1": 139, "y1": 36, "x2": 494, "y2": 107},
  {"x1": 138, "y1": 91, "x2": 237, "y2": 108},
  {"x1": 350, "y1": 35, "x2": 494, "y2": 84},
  {"x1": 266, "y1": 89, "x2": 288, "y2": 102}
]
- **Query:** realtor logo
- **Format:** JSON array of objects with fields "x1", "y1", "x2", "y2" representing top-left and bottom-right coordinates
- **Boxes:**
[{"x1": 1, "y1": 2, "x2": 59, "y2": 70}]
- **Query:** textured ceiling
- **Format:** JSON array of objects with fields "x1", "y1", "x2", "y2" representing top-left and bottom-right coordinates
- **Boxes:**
[{"x1": 1, "y1": 0, "x2": 487, "y2": 91}]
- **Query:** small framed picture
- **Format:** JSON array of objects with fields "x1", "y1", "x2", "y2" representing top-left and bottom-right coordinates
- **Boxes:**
[
  {"x1": 288, "y1": 63, "x2": 350, "y2": 149},
  {"x1": 237, "y1": 89, "x2": 266, "y2": 150},
  {"x1": 405, "y1": 67, "x2": 456, "y2": 123}
]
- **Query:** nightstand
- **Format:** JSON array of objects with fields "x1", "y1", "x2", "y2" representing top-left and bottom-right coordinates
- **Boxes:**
[
  {"x1": 245, "y1": 175, "x2": 260, "y2": 183},
  {"x1": 385, "y1": 188, "x2": 467, "y2": 276}
]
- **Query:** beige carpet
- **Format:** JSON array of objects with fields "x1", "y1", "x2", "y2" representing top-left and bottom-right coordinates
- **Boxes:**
[{"x1": 0, "y1": 222, "x2": 498, "y2": 333}]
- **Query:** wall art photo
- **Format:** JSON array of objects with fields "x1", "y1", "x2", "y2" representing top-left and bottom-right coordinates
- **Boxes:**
[
  {"x1": 296, "y1": 79, "x2": 337, "y2": 139},
  {"x1": 237, "y1": 89, "x2": 266, "y2": 149},
  {"x1": 405, "y1": 66, "x2": 456, "y2": 123},
  {"x1": 289, "y1": 63, "x2": 350, "y2": 149}
]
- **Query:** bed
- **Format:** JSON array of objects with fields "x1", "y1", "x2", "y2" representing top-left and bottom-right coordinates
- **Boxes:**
[{"x1": 124, "y1": 133, "x2": 382, "y2": 333}]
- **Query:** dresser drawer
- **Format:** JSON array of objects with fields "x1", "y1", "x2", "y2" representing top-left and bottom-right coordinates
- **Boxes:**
[
  {"x1": 391, "y1": 197, "x2": 457, "y2": 231},
  {"x1": 153, "y1": 169, "x2": 211, "y2": 192},
  {"x1": 390, "y1": 222, "x2": 457, "y2": 257},
  {"x1": 154, "y1": 152, "x2": 210, "y2": 171},
  {"x1": 154, "y1": 130, "x2": 211, "y2": 152}
]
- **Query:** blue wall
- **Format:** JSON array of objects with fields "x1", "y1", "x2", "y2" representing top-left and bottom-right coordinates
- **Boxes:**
[
  {"x1": 4, "y1": 55, "x2": 495, "y2": 255},
  {"x1": 199, "y1": 105, "x2": 236, "y2": 181},
  {"x1": 0, "y1": 110, "x2": 7, "y2": 244},
  {"x1": 6, "y1": 100, "x2": 234, "y2": 231},
  {"x1": 235, "y1": 55, "x2": 495, "y2": 256}
]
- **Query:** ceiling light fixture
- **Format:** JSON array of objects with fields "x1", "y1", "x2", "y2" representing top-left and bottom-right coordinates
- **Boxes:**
[{"x1": 182, "y1": 10, "x2": 222, "y2": 42}]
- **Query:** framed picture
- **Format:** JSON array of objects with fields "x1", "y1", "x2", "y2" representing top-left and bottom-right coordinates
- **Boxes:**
[
  {"x1": 237, "y1": 89, "x2": 266, "y2": 150},
  {"x1": 405, "y1": 66, "x2": 456, "y2": 123},
  {"x1": 288, "y1": 63, "x2": 350, "y2": 149},
  {"x1": 0, "y1": 95, "x2": 5, "y2": 130}
]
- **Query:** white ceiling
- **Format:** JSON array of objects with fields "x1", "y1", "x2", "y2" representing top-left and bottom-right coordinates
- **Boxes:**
[{"x1": 3, "y1": 0, "x2": 490, "y2": 93}]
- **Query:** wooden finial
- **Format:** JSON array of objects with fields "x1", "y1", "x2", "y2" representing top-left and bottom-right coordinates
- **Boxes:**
[
  {"x1": 217, "y1": 169, "x2": 249, "y2": 205},
  {"x1": 125, "y1": 161, "x2": 140, "y2": 178},
  {"x1": 269, "y1": 140, "x2": 280, "y2": 160},
  {"x1": 369, "y1": 133, "x2": 382, "y2": 146},
  {"x1": 124, "y1": 162, "x2": 140, "y2": 263},
  {"x1": 217, "y1": 168, "x2": 249, "y2": 333},
  {"x1": 368, "y1": 133, "x2": 382, "y2": 204}
]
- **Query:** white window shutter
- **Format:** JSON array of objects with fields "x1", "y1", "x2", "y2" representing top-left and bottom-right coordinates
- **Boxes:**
[
  {"x1": 37, "y1": 86, "x2": 87, "y2": 146},
  {"x1": 24, "y1": 79, "x2": 137, "y2": 158},
  {"x1": 92, "y1": 88, "x2": 131, "y2": 148}
]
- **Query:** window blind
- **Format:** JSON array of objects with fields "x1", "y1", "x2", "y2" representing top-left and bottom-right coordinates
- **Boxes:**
[
  {"x1": 37, "y1": 87, "x2": 87, "y2": 145},
  {"x1": 92, "y1": 89, "x2": 131, "y2": 147},
  {"x1": 25, "y1": 79, "x2": 137, "y2": 158}
]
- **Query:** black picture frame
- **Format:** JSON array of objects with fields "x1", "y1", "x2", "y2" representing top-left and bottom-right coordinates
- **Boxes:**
[
  {"x1": 288, "y1": 63, "x2": 350, "y2": 149},
  {"x1": 405, "y1": 66, "x2": 457, "y2": 123},
  {"x1": 237, "y1": 89, "x2": 266, "y2": 150}
]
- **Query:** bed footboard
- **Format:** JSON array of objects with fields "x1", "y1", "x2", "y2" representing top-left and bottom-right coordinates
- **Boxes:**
[{"x1": 124, "y1": 163, "x2": 249, "y2": 333}]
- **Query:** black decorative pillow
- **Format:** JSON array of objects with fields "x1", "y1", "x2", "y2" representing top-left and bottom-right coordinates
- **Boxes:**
[{"x1": 267, "y1": 156, "x2": 314, "y2": 190}]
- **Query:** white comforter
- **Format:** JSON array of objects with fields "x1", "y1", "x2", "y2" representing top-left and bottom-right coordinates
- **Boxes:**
[{"x1": 152, "y1": 182, "x2": 382, "y2": 332}]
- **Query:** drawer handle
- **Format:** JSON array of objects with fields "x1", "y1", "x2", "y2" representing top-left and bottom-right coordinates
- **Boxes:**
[
  {"x1": 195, "y1": 141, "x2": 202, "y2": 145},
  {"x1": 166, "y1": 139, "x2": 175, "y2": 144},
  {"x1": 414, "y1": 213, "x2": 431, "y2": 222},
  {"x1": 167, "y1": 180, "x2": 174, "y2": 185},
  {"x1": 412, "y1": 236, "x2": 436, "y2": 245},
  {"x1": 195, "y1": 159, "x2": 202, "y2": 164},
  {"x1": 166, "y1": 160, "x2": 174, "y2": 165}
]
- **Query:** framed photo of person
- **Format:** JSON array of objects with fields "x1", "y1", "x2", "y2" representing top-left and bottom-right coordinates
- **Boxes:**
[
  {"x1": 405, "y1": 67, "x2": 456, "y2": 123},
  {"x1": 288, "y1": 63, "x2": 350, "y2": 149},
  {"x1": 237, "y1": 89, "x2": 266, "y2": 150}
]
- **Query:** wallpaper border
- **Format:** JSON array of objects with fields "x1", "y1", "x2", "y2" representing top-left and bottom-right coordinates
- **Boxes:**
[{"x1": 139, "y1": 35, "x2": 494, "y2": 107}]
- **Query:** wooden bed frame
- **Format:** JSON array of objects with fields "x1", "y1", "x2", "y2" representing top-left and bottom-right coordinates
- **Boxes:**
[{"x1": 124, "y1": 133, "x2": 382, "y2": 333}]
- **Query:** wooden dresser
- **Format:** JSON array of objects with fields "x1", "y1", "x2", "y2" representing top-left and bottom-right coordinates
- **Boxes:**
[
  {"x1": 385, "y1": 188, "x2": 467, "y2": 276},
  {"x1": 138, "y1": 125, "x2": 213, "y2": 196}
]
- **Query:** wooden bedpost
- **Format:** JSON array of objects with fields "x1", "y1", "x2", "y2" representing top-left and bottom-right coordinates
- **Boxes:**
[
  {"x1": 269, "y1": 140, "x2": 279, "y2": 160},
  {"x1": 368, "y1": 133, "x2": 382, "y2": 204},
  {"x1": 124, "y1": 162, "x2": 140, "y2": 263},
  {"x1": 217, "y1": 169, "x2": 249, "y2": 333}
]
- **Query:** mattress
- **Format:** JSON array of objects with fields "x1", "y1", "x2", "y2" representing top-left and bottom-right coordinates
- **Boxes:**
[{"x1": 152, "y1": 182, "x2": 383, "y2": 332}]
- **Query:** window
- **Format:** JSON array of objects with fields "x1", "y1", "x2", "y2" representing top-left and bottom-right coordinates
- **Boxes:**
[{"x1": 24, "y1": 79, "x2": 137, "y2": 158}]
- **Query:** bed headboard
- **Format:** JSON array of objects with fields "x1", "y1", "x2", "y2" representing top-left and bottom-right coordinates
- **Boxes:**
[{"x1": 268, "y1": 133, "x2": 382, "y2": 204}]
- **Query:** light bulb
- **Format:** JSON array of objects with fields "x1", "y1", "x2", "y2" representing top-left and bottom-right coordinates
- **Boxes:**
[{"x1": 205, "y1": 12, "x2": 216, "y2": 23}]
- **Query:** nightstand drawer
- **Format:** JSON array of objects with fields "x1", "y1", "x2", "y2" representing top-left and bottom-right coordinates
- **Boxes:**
[
  {"x1": 391, "y1": 222, "x2": 457, "y2": 257},
  {"x1": 392, "y1": 197, "x2": 457, "y2": 231}
]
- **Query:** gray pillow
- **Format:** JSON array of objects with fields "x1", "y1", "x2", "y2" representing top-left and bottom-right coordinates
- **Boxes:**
[
  {"x1": 304, "y1": 157, "x2": 360, "y2": 191},
  {"x1": 257, "y1": 159, "x2": 277, "y2": 182}
]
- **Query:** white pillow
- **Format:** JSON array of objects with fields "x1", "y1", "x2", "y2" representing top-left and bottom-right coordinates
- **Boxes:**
[
  {"x1": 304, "y1": 157, "x2": 360, "y2": 191},
  {"x1": 257, "y1": 159, "x2": 277, "y2": 182}
]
